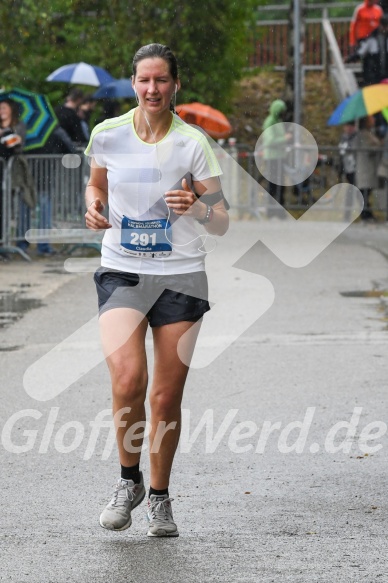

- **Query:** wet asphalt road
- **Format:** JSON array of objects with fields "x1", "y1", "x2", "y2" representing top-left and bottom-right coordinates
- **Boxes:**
[{"x1": 1, "y1": 220, "x2": 388, "y2": 582}]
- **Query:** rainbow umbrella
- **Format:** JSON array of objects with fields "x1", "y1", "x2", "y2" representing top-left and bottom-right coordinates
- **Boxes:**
[
  {"x1": 328, "y1": 84, "x2": 388, "y2": 125},
  {"x1": 0, "y1": 87, "x2": 57, "y2": 151},
  {"x1": 380, "y1": 78, "x2": 388, "y2": 122}
]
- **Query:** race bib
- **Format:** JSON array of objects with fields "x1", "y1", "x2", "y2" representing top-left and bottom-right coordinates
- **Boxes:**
[{"x1": 120, "y1": 216, "x2": 172, "y2": 257}]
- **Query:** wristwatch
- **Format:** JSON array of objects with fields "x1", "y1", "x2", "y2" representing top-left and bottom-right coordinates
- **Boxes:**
[{"x1": 196, "y1": 204, "x2": 214, "y2": 224}]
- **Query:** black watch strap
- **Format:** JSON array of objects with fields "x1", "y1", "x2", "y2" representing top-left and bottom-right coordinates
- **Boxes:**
[{"x1": 196, "y1": 204, "x2": 212, "y2": 224}]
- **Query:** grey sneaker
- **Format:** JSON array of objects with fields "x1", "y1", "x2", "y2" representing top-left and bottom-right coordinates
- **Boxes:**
[
  {"x1": 147, "y1": 494, "x2": 179, "y2": 537},
  {"x1": 100, "y1": 472, "x2": 145, "y2": 531}
]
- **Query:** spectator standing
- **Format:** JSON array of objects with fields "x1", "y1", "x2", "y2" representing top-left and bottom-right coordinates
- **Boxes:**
[
  {"x1": 95, "y1": 99, "x2": 121, "y2": 125},
  {"x1": 77, "y1": 96, "x2": 97, "y2": 143},
  {"x1": 262, "y1": 99, "x2": 289, "y2": 218},
  {"x1": 55, "y1": 88, "x2": 86, "y2": 146},
  {"x1": 0, "y1": 99, "x2": 33, "y2": 252},
  {"x1": 349, "y1": 0, "x2": 383, "y2": 49},
  {"x1": 347, "y1": 16, "x2": 388, "y2": 85},
  {"x1": 338, "y1": 122, "x2": 357, "y2": 221},
  {"x1": 353, "y1": 116, "x2": 382, "y2": 221},
  {"x1": 339, "y1": 122, "x2": 357, "y2": 185},
  {"x1": 377, "y1": 122, "x2": 388, "y2": 206}
]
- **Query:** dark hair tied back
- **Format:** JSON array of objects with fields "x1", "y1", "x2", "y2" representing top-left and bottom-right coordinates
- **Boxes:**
[{"x1": 132, "y1": 43, "x2": 178, "y2": 113}]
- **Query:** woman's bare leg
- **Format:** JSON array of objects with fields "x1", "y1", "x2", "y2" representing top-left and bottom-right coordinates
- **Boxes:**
[
  {"x1": 149, "y1": 319, "x2": 202, "y2": 490},
  {"x1": 99, "y1": 307, "x2": 149, "y2": 466}
]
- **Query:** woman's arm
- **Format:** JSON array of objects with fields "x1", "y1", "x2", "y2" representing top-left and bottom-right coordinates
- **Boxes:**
[
  {"x1": 84, "y1": 161, "x2": 112, "y2": 230},
  {"x1": 164, "y1": 176, "x2": 229, "y2": 236}
]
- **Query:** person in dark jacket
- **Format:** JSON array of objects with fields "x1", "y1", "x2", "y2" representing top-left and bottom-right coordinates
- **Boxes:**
[
  {"x1": 0, "y1": 98, "x2": 30, "y2": 251},
  {"x1": 77, "y1": 95, "x2": 97, "y2": 142},
  {"x1": 55, "y1": 88, "x2": 86, "y2": 145},
  {"x1": 347, "y1": 16, "x2": 388, "y2": 85}
]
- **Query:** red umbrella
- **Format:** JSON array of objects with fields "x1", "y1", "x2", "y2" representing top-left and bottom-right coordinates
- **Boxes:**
[{"x1": 177, "y1": 102, "x2": 232, "y2": 139}]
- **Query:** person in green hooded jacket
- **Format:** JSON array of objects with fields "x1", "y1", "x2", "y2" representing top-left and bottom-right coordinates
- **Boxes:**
[{"x1": 262, "y1": 99, "x2": 288, "y2": 218}]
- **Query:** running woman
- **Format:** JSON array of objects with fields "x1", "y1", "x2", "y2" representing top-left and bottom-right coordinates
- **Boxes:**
[{"x1": 84, "y1": 43, "x2": 229, "y2": 537}]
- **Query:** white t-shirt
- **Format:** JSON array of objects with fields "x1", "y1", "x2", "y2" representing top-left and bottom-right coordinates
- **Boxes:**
[{"x1": 85, "y1": 108, "x2": 222, "y2": 275}]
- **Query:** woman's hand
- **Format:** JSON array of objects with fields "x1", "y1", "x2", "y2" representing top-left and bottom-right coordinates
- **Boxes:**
[
  {"x1": 11, "y1": 134, "x2": 22, "y2": 146},
  {"x1": 2, "y1": 133, "x2": 22, "y2": 148},
  {"x1": 164, "y1": 178, "x2": 207, "y2": 220},
  {"x1": 85, "y1": 198, "x2": 112, "y2": 231}
]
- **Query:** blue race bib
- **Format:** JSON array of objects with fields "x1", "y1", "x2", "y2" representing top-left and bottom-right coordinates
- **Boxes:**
[{"x1": 120, "y1": 216, "x2": 172, "y2": 258}]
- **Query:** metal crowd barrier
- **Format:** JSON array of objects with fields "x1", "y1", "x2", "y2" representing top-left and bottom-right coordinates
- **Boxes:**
[
  {"x1": 1, "y1": 143, "x2": 387, "y2": 262},
  {"x1": 0, "y1": 152, "x2": 100, "y2": 261},
  {"x1": 220, "y1": 144, "x2": 388, "y2": 221},
  {"x1": 0, "y1": 156, "x2": 32, "y2": 261}
]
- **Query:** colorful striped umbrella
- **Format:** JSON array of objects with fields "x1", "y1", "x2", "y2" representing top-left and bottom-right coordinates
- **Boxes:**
[
  {"x1": 0, "y1": 87, "x2": 57, "y2": 151},
  {"x1": 328, "y1": 84, "x2": 388, "y2": 125},
  {"x1": 379, "y1": 78, "x2": 388, "y2": 122}
]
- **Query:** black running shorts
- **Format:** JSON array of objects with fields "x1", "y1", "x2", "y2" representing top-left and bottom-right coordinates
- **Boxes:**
[{"x1": 94, "y1": 268, "x2": 210, "y2": 327}]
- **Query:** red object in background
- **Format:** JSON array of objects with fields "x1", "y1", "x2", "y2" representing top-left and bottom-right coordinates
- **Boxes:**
[
  {"x1": 349, "y1": 1, "x2": 383, "y2": 46},
  {"x1": 177, "y1": 102, "x2": 232, "y2": 139}
]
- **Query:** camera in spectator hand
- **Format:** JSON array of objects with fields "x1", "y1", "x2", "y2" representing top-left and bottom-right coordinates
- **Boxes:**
[{"x1": 0, "y1": 129, "x2": 20, "y2": 148}]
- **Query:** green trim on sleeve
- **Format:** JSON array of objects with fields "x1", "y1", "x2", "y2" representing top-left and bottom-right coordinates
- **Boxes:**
[
  {"x1": 172, "y1": 116, "x2": 222, "y2": 177},
  {"x1": 84, "y1": 110, "x2": 134, "y2": 155}
]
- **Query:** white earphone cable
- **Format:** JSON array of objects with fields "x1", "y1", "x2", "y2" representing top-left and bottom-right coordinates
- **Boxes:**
[{"x1": 137, "y1": 100, "x2": 216, "y2": 254}]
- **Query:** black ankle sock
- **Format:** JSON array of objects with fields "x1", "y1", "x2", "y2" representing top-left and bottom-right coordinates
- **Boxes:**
[
  {"x1": 120, "y1": 463, "x2": 140, "y2": 483},
  {"x1": 149, "y1": 486, "x2": 169, "y2": 498}
]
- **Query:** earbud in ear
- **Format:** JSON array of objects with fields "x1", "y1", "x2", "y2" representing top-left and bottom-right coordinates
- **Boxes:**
[{"x1": 175, "y1": 84, "x2": 178, "y2": 92}]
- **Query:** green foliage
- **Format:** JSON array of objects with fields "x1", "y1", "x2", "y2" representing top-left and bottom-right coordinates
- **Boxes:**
[{"x1": 0, "y1": 0, "x2": 259, "y2": 112}]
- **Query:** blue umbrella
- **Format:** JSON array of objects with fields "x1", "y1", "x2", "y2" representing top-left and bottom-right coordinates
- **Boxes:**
[
  {"x1": 46, "y1": 62, "x2": 114, "y2": 87},
  {"x1": 327, "y1": 95, "x2": 354, "y2": 126},
  {"x1": 92, "y1": 79, "x2": 136, "y2": 99},
  {"x1": 0, "y1": 87, "x2": 57, "y2": 151}
]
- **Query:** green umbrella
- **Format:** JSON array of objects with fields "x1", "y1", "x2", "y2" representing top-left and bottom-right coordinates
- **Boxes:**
[{"x1": 0, "y1": 87, "x2": 58, "y2": 151}]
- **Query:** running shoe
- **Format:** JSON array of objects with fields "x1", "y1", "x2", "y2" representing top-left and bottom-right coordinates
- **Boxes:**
[
  {"x1": 100, "y1": 472, "x2": 145, "y2": 531},
  {"x1": 147, "y1": 494, "x2": 179, "y2": 537}
]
